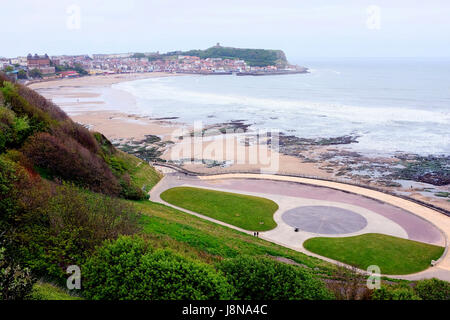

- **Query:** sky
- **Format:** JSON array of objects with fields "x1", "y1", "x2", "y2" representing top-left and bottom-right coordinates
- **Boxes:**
[{"x1": 1, "y1": 0, "x2": 450, "y2": 61}]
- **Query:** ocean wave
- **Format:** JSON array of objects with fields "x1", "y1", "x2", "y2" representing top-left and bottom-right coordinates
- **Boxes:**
[{"x1": 114, "y1": 80, "x2": 450, "y2": 126}]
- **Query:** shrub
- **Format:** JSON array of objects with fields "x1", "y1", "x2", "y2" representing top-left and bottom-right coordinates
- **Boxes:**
[
  {"x1": 414, "y1": 278, "x2": 450, "y2": 300},
  {"x1": 22, "y1": 132, "x2": 121, "y2": 196},
  {"x1": 0, "y1": 247, "x2": 35, "y2": 300},
  {"x1": 82, "y1": 236, "x2": 233, "y2": 300},
  {"x1": 17, "y1": 183, "x2": 141, "y2": 280},
  {"x1": 56, "y1": 120, "x2": 99, "y2": 154},
  {"x1": 326, "y1": 266, "x2": 373, "y2": 300},
  {"x1": 119, "y1": 173, "x2": 146, "y2": 200},
  {"x1": 0, "y1": 106, "x2": 31, "y2": 152},
  {"x1": 372, "y1": 284, "x2": 421, "y2": 300},
  {"x1": 16, "y1": 85, "x2": 68, "y2": 121},
  {"x1": 218, "y1": 255, "x2": 333, "y2": 300},
  {"x1": 1, "y1": 81, "x2": 54, "y2": 133},
  {"x1": 93, "y1": 132, "x2": 115, "y2": 156},
  {"x1": 0, "y1": 155, "x2": 34, "y2": 230}
]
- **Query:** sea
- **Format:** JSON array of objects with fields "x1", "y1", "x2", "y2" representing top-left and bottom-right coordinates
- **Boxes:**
[{"x1": 112, "y1": 58, "x2": 450, "y2": 156}]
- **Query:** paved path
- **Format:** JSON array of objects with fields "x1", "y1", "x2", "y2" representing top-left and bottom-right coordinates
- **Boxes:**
[{"x1": 150, "y1": 170, "x2": 450, "y2": 281}]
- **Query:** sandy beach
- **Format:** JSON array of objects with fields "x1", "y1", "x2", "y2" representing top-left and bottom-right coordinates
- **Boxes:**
[{"x1": 29, "y1": 73, "x2": 450, "y2": 212}]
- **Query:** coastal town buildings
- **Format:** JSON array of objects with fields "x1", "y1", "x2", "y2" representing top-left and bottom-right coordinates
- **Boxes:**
[
  {"x1": 27, "y1": 54, "x2": 55, "y2": 75},
  {"x1": 3, "y1": 51, "x2": 305, "y2": 82}
]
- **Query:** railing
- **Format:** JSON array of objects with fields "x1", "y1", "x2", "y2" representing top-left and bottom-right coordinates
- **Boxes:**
[{"x1": 152, "y1": 161, "x2": 450, "y2": 217}]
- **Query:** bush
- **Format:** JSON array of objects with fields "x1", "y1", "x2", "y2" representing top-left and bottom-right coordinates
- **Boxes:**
[
  {"x1": 56, "y1": 120, "x2": 99, "y2": 154},
  {"x1": 22, "y1": 132, "x2": 121, "y2": 196},
  {"x1": 414, "y1": 278, "x2": 450, "y2": 300},
  {"x1": 82, "y1": 236, "x2": 233, "y2": 300},
  {"x1": 1, "y1": 81, "x2": 54, "y2": 134},
  {"x1": 0, "y1": 247, "x2": 35, "y2": 300},
  {"x1": 16, "y1": 85, "x2": 68, "y2": 122},
  {"x1": 0, "y1": 105, "x2": 32, "y2": 152},
  {"x1": 119, "y1": 173, "x2": 146, "y2": 200},
  {"x1": 218, "y1": 255, "x2": 333, "y2": 300},
  {"x1": 17, "y1": 183, "x2": 141, "y2": 280},
  {"x1": 372, "y1": 284, "x2": 421, "y2": 300},
  {"x1": 0, "y1": 155, "x2": 35, "y2": 231}
]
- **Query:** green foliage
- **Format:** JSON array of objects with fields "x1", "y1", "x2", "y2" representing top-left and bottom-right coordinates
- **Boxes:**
[
  {"x1": 17, "y1": 69, "x2": 27, "y2": 79},
  {"x1": 0, "y1": 247, "x2": 36, "y2": 300},
  {"x1": 160, "y1": 187, "x2": 278, "y2": 231},
  {"x1": 16, "y1": 183, "x2": 141, "y2": 280},
  {"x1": 166, "y1": 46, "x2": 287, "y2": 67},
  {"x1": 93, "y1": 132, "x2": 115, "y2": 155},
  {"x1": 414, "y1": 278, "x2": 450, "y2": 300},
  {"x1": 0, "y1": 155, "x2": 32, "y2": 231},
  {"x1": 73, "y1": 63, "x2": 88, "y2": 75},
  {"x1": 0, "y1": 106, "x2": 31, "y2": 152},
  {"x1": 1, "y1": 80, "x2": 54, "y2": 134},
  {"x1": 82, "y1": 236, "x2": 233, "y2": 300},
  {"x1": 131, "y1": 53, "x2": 146, "y2": 58},
  {"x1": 1, "y1": 157, "x2": 141, "y2": 282},
  {"x1": 28, "y1": 68, "x2": 42, "y2": 79},
  {"x1": 372, "y1": 284, "x2": 421, "y2": 300},
  {"x1": 119, "y1": 173, "x2": 147, "y2": 200},
  {"x1": 218, "y1": 255, "x2": 333, "y2": 300},
  {"x1": 113, "y1": 150, "x2": 162, "y2": 193}
]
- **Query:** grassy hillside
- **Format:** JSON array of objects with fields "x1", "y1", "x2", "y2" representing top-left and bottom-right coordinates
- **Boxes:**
[
  {"x1": 0, "y1": 72, "x2": 335, "y2": 300},
  {"x1": 136, "y1": 200, "x2": 329, "y2": 270},
  {"x1": 165, "y1": 46, "x2": 288, "y2": 67},
  {"x1": 2, "y1": 72, "x2": 448, "y2": 301},
  {"x1": 30, "y1": 282, "x2": 83, "y2": 300}
]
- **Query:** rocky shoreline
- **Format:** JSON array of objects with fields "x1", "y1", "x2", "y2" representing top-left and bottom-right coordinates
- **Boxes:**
[{"x1": 104, "y1": 117, "x2": 449, "y2": 211}]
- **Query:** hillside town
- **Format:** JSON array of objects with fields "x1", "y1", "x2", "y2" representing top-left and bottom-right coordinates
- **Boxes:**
[{"x1": 0, "y1": 50, "x2": 306, "y2": 82}]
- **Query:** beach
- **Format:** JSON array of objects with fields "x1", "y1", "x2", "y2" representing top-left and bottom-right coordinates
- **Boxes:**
[{"x1": 29, "y1": 73, "x2": 450, "y2": 212}]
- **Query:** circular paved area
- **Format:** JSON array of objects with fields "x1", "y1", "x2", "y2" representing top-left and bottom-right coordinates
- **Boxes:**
[
  {"x1": 282, "y1": 206, "x2": 368, "y2": 234},
  {"x1": 150, "y1": 170, "x2": 450, "y2": 280}
]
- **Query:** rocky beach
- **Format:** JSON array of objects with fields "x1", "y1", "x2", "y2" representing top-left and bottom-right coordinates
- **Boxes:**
[{"x1": 29, "y1": 73, "x2": 450, "y2": 212}]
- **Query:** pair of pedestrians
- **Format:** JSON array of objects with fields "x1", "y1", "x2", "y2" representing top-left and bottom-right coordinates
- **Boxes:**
[{"x1": 253, "y1": 231, "x2": 259, "y2": 237}]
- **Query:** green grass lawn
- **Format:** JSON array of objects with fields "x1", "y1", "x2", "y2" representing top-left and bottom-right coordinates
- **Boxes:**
[
  {"x1": 30, "y1": 282, "x2": 83, "y2": 300},
  {"x1": 133, "y1": 200, "x2": 332, "y2": 275},
  {"x1": 303, "y1": 233, "x2": 445, "y2": 275},
  {"x1": 159, "y1": 186, "x2": 278, "y2": 231}
]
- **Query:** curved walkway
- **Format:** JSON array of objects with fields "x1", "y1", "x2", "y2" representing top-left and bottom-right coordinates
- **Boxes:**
[{"x1": 151, "y1": 169, "x2": 450, "y2": 281}]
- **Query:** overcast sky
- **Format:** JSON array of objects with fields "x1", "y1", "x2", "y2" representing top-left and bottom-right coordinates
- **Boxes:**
[{"x1": 2, "y1": 0, "x2": 450, "y2": 61}]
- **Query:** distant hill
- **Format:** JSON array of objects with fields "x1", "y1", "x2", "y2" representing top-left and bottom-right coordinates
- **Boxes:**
[{"x1": 165, "y1": 45, "x2": 288, "y2": 67}]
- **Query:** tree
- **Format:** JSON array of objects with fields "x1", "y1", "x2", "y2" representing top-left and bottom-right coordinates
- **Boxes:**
[
  {"x1": 28, "y1": 68, "x2": 42, "y2": 79},
  {"x1": 73, "y1": 63, "x2": 88, "y2": 75},
  {"x1": 2, "y1": 66, "x2": 13, "y2": 73},
  {"x1": 17, "y1": 70, "x2": 27, "y2": 80}
]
